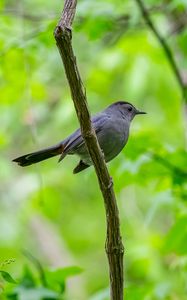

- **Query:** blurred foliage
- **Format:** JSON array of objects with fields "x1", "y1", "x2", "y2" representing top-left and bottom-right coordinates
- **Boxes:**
[
  {"x1": 0, "y1": 252, "x2": 82, "y2": 300},
  {"x1": 0, "y1": 0, "x2": 187, "y2": 299}
]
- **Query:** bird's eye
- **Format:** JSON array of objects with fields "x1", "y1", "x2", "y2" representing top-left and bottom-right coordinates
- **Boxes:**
[{"x1": 128, "y1": 107, "x2": 132, "y2": 112}]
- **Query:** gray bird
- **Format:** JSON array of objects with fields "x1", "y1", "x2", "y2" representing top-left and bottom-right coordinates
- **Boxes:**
[{"x1": 13, "y1": 101, "x2": 146, "y2": 173}]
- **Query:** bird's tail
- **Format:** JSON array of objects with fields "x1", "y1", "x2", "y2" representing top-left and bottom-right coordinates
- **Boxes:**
[{"x1": 12, "y1": 143, "x2": 65, "y2": 167}]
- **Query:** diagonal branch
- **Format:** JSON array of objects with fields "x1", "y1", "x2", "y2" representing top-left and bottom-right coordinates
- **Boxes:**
[
  {"x1": 54, "y1": 1, "x2": 124, "y2": 299},
  {"x1": 135, "y1": 0, "x2": 187, "y2": 102},
  {"x1": 151, "y1": 152, "x2": 187, "y2": 177}
]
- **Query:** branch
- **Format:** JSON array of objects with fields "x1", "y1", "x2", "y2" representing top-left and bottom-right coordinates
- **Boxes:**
[
  {"x1": 0, "y1": 10, "x2": 56, "y2": 21},
  {"x1": 150, "y1": 152, "x2": 187, "y2": 177},
  {"x1": 134, "y1": 0, "x2": 187, "y2": 102},
  {"x1": 54, "y1": 1, "x2": 124, "y2": 299}
]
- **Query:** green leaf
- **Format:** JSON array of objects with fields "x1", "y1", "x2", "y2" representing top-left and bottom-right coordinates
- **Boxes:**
[
  {"x1": 163, "y1": 215, "x2": 187, "y2": 255},
  {"x1": 6, "y1": 293, "x2": 18, "y2": 300},
  {"x1": 47, "y1": 266, "x2": 83, "y2": 280},
  {"x1": 125, "y1": 285, "x2": 152, "y2": 300},
  {"x1": 0, "y1": 270, "x2": 17, "y2": 284},
  {"x1": 22, "y1": 250, "x2": 47, "y2": 286},
  {"x1": 19, "y1": 265, "x2": 36, "y2": 288},
  {"x1": 46, "y1": 266, "x2": 83, "y2": 292}
]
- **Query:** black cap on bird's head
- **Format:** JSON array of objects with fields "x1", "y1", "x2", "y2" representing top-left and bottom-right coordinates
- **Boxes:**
[{"x1": 107, "y1": 101, "x2": 146, "y2": 121}]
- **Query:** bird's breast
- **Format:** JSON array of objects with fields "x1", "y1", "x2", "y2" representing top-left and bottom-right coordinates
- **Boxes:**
[
  {"x1": 74, "y1": 117, "x2": 129, "y2": 165},
  {"x1": 97, "y1": 117, "x2": 129, "y2": 162}
]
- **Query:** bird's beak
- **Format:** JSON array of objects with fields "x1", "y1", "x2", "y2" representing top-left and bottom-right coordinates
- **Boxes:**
[{"x1": 135, "y1": 109, "x2": 147, "y2": 115}]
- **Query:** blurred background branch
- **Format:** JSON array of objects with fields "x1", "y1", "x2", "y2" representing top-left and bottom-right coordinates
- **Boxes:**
[{"x1": 135, "y1": 0, "x2": 187, "y2": 102}]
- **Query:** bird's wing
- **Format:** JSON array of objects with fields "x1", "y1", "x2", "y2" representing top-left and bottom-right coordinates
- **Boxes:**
[{"x1": 63, "y1": 113, "x2": 109, "y2": 154}]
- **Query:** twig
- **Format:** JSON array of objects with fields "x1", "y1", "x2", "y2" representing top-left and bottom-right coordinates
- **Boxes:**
[
  {"x1": 0, "y1": 10, "x2": 57, "y2": 21},
  {"x1": 54, "y1": 1, "x2": 124, "y2": 299},
  {"x1": 134, "y1": 0, "x2": 187, "y2": 102}
]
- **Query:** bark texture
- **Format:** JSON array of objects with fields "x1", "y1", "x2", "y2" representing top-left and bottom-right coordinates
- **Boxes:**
[{"x1": 54, "y1": 1, "x2": 124, "y2": 299}]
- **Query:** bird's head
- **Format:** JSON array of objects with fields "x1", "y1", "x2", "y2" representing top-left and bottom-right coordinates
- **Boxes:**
[{"x1": 107, "y1": 101, "x2": 146, "y2": 122}]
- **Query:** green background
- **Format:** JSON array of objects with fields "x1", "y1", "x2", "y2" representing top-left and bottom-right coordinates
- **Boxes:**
[{"x1": 0, "y1": 0, "x2": 187, "y2": 299}]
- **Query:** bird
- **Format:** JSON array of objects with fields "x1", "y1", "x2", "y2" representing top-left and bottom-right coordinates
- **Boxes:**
[{"x1": 13, "y1": 101, "x2": 146, "y2": 174}]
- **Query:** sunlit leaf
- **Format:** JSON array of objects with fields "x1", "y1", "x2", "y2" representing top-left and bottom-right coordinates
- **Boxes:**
[
  {"x1": 0, "y1": 271, "x2": 17, "y2": 284},
  {"x1": 46, "y1": 265, "x2": 83, "y2": 289}
]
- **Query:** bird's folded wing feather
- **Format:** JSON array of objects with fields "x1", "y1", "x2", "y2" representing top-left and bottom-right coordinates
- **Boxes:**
[{"x1": 63, "y1": 113, "x2": 109, "y2": 153}]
